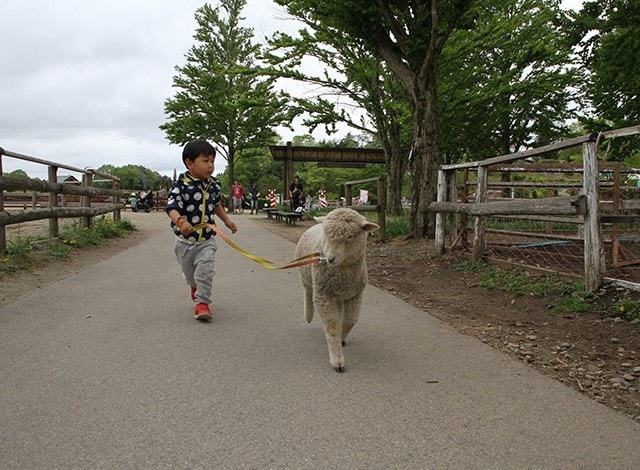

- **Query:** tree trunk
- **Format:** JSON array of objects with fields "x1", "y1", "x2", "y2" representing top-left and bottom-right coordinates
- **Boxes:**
[
  {"x1": 386, "y1": 139, "x2": 406, "y2": 216},
  {"x1": 410, "y1": 66, "x2": 440, "y2": 238},
  {"x1": 227, "y1": 147, "x2": 235, "y2": 208}
]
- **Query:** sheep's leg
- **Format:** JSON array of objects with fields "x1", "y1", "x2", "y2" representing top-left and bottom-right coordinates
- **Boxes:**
[
  {"x1": 341, "y1": 292, "x2": 362, "y2": 346},
  {"x1": 304, "y1": 287, "x2": 314, "y2": 323},
  {"x1": 315, "y1": 295, "x2": 345, "y2": 372}
]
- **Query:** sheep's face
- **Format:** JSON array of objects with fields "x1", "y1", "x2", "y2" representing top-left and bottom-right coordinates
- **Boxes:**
[{"x1": 315, "y1": 209, "x2": 379, "y2": 267}]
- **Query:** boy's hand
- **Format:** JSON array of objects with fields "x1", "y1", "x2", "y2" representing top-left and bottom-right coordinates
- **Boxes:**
[
  {"x1": 179, "y1": 222, "x2": 193, "y2": 236},
  {"x1": 225, "y1": 220, "x2": 238, "y2": 234},
  {"x1": 175, "y1": 216, "x2": 193, "y2": 236}
]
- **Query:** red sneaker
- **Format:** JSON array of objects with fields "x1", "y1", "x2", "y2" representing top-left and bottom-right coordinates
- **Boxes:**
[
  {"x1": 194, "y1": 303, "x2": 212, "y2": 321},
  {"x1": 190, "y1": 286, "x2": 197, "y2": 302}
]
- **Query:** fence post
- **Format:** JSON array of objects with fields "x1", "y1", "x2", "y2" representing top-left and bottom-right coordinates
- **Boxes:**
[
  {"x1": 48, "y1": 165, "x2": 59, "y2": 239},
  {"x1": 112, "y1": 180, "x2": 121, "y2": 221},
  {"x1": 81, "y1": 171, "x2": 93, "y2": 228},
  {"x1": 377, "y1": 176, "x2": 386, "y2": 241},
  {"x1": 0, "y1": 151, "x2": 5, "y2": 253},
  {"x1": 345, "y1": 184, "x2": 352, "y2": 207},
  {"x1": 611, "y1": 163, "x2": 621, "y2": 266},
  {"x1": 435, "y1": 169, "x2": 447, "y2": 255},
  {"x1": 446, "y1": 170, "x2": 457, "y2": 247},
  {"x1": 582, "y1": 141, "x2": 604, "y2": 292},
  {"x1": 472, "y1": 165, "x2": 488, "y2": 261},
  {"x1": 284, "y1": 141, "x2": 293, "y2": 198},
  {"x1": 462, "y1": 169, "x2": 469, "y2": 248}
]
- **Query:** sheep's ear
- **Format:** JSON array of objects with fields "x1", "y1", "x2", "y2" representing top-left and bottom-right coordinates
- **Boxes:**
[
  {"x1": 314, "y1": 216, "x2": 326, "y2": 223},
  {"x1": 361, "y1": 222, "x2": 380, "y2": 233}
]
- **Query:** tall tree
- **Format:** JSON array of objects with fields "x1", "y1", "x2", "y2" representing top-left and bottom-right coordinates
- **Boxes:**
[
  {"x1": 276, "y1": 0, "x2": 474, "y2": 237},
  {"x1": 160, "y1": 0, "x2": 293, "y2": 190},
  {"x1": 571, "y1": 0, "x2": 640, "y2": 159},
  {"x1": 439, "y1": 0, "x2": 577, "y2": 163},
  {"x1": 264, "y1": 23, "x2": 412, "y2": 214}
]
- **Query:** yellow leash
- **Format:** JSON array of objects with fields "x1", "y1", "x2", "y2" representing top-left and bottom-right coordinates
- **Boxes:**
[{"x1": 192, "y1": 223, "x2": 324, "y2": 270}]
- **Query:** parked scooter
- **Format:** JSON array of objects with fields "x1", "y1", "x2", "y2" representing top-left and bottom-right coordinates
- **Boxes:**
[{"x1": 133, "y1": 190, "x2": 154, "y2": 212}]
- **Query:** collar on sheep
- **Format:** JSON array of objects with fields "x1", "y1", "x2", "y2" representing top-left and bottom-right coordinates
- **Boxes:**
[{"x1": 191, "y1": 223, "x2": 325, "y2": 269}]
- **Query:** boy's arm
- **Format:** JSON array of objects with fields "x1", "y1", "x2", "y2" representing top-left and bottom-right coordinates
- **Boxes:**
[
  {"x1": 214, "y1": 204, "x2": 237, "y2": 233},
  {"x1": 167, "y1": 209, "x2": 193, "y2": 236}
]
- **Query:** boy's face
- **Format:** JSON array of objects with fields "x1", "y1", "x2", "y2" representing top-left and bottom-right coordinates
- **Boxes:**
[{"x1": 187, "y1": 153, "x2": 215, "y2": 179}]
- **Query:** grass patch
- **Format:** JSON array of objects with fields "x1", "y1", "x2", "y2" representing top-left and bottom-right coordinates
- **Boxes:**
[
  {"x1": 485, "y1": 219, "x2": 577, "y2": 232},
  {"x1": 453, "y1": 260, "x2": 489, "y2": 272},
  {"x1": 453, "y1": 258, "x2": 590, "y2": 313},
  {"x1": 60, "y1": 217, "x2": 136, "y2": 247},
  {"x1": 555, "y1": 293, "x2": 590, "y2": 314},
  {"x1": 1, "y1": 217, "x2": 136, "y2": 276},
  {"x1": 6, "y1": 236, "x2": 36, "y2": 257},
  {"x1": 45, "y1": 241, "x2": 72, "y2": 259},
  {"x1": 385, "y1": 216, "x2": 411, "y2": 238},
  {"x1": 479, "y1": 268, "x2": 585, "y2": 298},
  {"x1": 613, "y1": 297, "x2": 640, "y2": 322}
]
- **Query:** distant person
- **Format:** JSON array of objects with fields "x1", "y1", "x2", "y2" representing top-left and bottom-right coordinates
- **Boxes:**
[
  {"x1": 165, "y1": 139, "x2": 237, "y2": 321},
  {"x1": 128, "y1": 193, "x2": 137, "y2": 211},
  {"x1": 249, "y1": 182, "x2": 260, "y2": 215},
  {"x1": 289, "y1": 175, "x2": 304, "y2": 211},
  {"x1": 231, "y1": 180, "x2": 245, "y2": 214}
]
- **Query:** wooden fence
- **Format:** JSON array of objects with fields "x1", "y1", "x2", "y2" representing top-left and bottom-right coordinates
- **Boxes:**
[
  {"x1": 343, "y1": 176, "x2": 386, "y2": 241},
  {"x1": 0, "y1": 147, "x2": 124, "y2": 252},
  {"x1": 430, "y1": 125, "x2": 640, "y2": 293}
]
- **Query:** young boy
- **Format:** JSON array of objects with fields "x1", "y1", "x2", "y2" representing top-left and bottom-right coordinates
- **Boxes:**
[{"x1": 166, "y1": 139, "x2": 237, "y2": 321}]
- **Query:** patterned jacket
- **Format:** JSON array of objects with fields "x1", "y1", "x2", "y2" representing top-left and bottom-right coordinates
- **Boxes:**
[{"x1": 165, "y1": 172, "x2": 222, "y2": 243}]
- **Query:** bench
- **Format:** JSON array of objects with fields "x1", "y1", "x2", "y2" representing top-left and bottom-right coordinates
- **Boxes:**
[
  {"x1": 263, "y1": 207, "x2": 278, "y2": 220},
  {"x1": 274, "y1": 211, "x2": 303, "y2": 225}
]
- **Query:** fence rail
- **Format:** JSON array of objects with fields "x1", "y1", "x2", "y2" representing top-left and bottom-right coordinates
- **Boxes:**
[
  {"x1": 0, "y1": 147, "x2": 122, "y2": 252},
  {"x1": 431, "y1": 125, "x2": 640, "y2": 293}
]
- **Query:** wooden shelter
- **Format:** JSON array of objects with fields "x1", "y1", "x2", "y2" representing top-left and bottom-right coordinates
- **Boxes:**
[{"x1": 269, "y1": 142, "x2": 385, "y2": 196}]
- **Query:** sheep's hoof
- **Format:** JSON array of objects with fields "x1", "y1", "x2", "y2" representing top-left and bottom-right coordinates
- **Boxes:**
[
  {"x1": 341, "y1": 340, "x2": 346, "y2": 346},
  {"x1": 334, "y1": 366, "x2": 345, "y2": 373}
]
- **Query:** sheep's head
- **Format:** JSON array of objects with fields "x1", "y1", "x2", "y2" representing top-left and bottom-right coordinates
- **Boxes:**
[{"x1": 314, "y1": 208, "x2": 379, "y2": 267}]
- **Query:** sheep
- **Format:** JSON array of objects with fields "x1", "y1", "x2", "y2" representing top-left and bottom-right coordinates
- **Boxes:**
[{"x1": 295, "y1": 208, "x2": 380, "y2": 372}]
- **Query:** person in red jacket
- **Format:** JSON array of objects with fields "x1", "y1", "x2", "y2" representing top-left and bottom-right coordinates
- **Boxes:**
[{"x1": 231, "y1": 180, "x2": 245, "y2": 214}]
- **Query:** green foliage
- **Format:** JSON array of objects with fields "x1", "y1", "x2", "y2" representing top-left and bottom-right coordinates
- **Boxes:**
[
  {"x1": 6, "y1": 236, "x2": 35, "y2": 257},
  {"x1": 218, "y1": 145, "x2": 283, "y2": 193},
  {"x1": 7, "y1": 169, "x2": 28, "y2": 179},
  {"x1": 263, "y1": 13, "x2": 413, "y2": 206},
  {"x1": 572, "y1": 0, "x2": 640, "y2": 159},
  {"x1": 45, "y1": 241, "x2": 72, "y2": 259},
  {"x1": 60, "y1": 218, "x2": 136, "y2": 247},
  {"x1": 613, "y1": 297, "x2": 640, "y2": 321},
  {"x1": 385, "y1": 216, "x2": 411, "y2": 239},
  {"x1": 439, "y1": 0, "x2": 578, "y2": 164},
  {"x1": 275, "y1": 0, "x2": 475, "y2": 236},
  {"x1": 555, "y1": 293, "x2": 590, "y2": 314},
  {"x1": 453, "y1": 260, "x2": 490, "y2": 272},
  {"x1": 460, "y1": 263, "x2": 589, "y2": 313},
  {"x1": 96, "y1": 164, "x2": 168, "y2": 191},
  {"x1": 0, "y1": 218, "x2": 136, "y2": 276},
  {"x1": 479, "y1": 269, "x2": 580, "y2": 298},
  {"x1": 160, "y1": 0, "x2": 294, "y2": 191}
]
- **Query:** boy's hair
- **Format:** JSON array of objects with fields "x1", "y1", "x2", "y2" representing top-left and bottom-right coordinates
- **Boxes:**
[{"x1": 182, "y1": 139, "x2": 216, "y2": 167}]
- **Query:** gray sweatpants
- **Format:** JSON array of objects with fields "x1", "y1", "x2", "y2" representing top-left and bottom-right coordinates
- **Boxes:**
[{"x1": 173, "y1": 237, "x2": 217, "y2": 304}]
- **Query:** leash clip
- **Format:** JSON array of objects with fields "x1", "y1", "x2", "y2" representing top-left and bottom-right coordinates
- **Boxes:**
[{"x1": 318, "y1": 251, "x2": 328, "y2": 264}]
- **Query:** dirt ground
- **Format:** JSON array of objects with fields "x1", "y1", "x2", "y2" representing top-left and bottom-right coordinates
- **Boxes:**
[
  {"x1": 0, "y1": 211, "x2": 165, "y2": 308},
  {"x1": 3, "y1": 210, "x2": 640, "y2": 422},
  {"x1": 251, "y1": 214, "x2": 640, "y2": 423}
]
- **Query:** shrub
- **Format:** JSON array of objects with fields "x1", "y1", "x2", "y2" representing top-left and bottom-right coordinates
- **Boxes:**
[
  {"x1": 614, "y1": 297, "x2": 640, "y2": 321},
  {"x1": 6, "y1": 236, "x2": 35, "y2": 257},
  {"x1": 46, "y1": 241, "x2": 72, "y2": 259}
]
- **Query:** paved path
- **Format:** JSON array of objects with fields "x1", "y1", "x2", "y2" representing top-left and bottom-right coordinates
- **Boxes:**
[{"x1": 1, "y1": 215, "x2": 639, "y2": 469}]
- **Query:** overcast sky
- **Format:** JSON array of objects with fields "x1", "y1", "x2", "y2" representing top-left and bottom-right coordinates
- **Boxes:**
[{"x1": 1, "y1": 0, "x2": 583, "y2": 180}]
